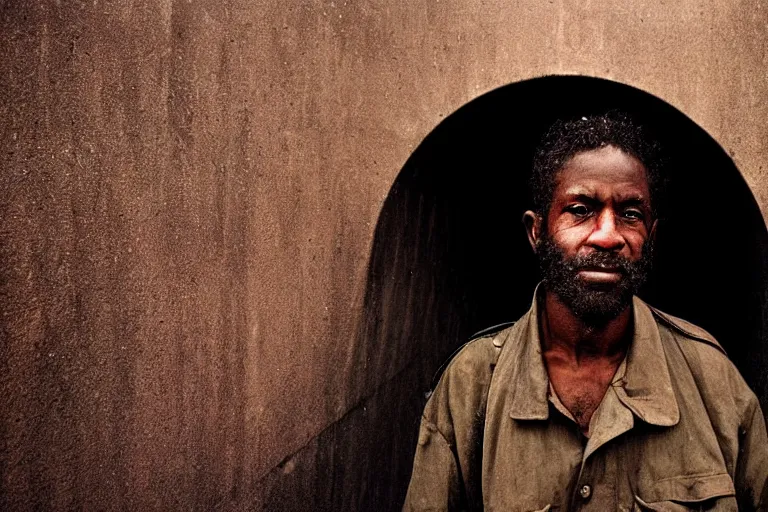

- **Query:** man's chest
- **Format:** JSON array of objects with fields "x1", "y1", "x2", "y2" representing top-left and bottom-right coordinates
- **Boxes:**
[
  {"x1": 544, "y1": 356, "x2": 622, "y2": 432},
  {"x1": 480, "y1": 387, "x2": 737, "y2": 511}
]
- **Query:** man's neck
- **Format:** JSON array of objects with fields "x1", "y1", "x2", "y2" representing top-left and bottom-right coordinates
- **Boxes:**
[{"x1": 540, "y1": 290, "x2": 632, "y2": 363}]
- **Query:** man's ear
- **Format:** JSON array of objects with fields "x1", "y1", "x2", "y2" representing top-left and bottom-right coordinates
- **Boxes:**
[
  {"x1": 522, "y1": 210, "x2": 542, "y2": 253},
  {"x1": 648, "y1": 218, "x2": 658, "y2": 245}
]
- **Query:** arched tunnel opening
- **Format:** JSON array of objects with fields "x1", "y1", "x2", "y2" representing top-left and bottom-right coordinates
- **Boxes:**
[{"x1": 263, "y1": 75, "x2": 768, "y2": 511}]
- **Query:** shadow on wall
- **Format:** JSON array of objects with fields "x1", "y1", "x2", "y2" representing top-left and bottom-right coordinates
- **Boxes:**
[{"x1": 261, "y1": 76, "x2": 768, "y2": 511}]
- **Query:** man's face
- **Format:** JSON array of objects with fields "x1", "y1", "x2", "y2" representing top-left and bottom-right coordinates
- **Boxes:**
[{"x1": 528, "y1": 145, "x2": 656, "y2": 323}]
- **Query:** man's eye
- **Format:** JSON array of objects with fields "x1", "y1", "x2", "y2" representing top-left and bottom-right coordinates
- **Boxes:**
[
  {"x1": 566, "y1": 205, "x2": 589, "y2": 216},
  {"x1": 623, "y1": 209, "x2": 644, "y2": 220}
]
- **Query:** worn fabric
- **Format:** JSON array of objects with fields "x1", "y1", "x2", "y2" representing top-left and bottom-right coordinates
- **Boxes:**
[{"x1": 403, "y1": 292, "x2": 768, "y2": 511}]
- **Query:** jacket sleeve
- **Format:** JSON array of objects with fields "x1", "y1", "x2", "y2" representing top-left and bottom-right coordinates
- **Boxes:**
[
  {"x1": 402, "y1": 334, "x2": 499, "y2": 511},
  {"x1": 735, "y1": 398, "x2": 768, "y2": 511},
  {"x1": 402, "y1": 415, "x2": 464, "y2": 511}
]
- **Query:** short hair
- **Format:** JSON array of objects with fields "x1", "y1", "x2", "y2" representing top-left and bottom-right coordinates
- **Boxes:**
[{"x1": 530, "y1": 111, "x2": 666, "y2": 219}]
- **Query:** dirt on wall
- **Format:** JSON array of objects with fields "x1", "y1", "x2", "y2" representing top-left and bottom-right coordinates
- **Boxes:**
[{"x1": 1, "y1": 1, "x2": 767, "y2": 510}]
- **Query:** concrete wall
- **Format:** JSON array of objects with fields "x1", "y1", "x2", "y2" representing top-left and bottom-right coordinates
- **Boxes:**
[{"x1": 1, "y1": 1, "x2": 766, "y2": 510}]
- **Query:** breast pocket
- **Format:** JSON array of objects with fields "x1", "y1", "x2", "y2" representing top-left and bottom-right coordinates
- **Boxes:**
[{"x1": 632, "y1": 473, "x2": 737, "y2": 511}]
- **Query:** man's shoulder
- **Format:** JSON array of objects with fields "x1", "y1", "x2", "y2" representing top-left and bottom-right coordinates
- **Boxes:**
[
  {"x1": 430, "y1": 322, "x2": 516, "y2": 391},
  {"x1": 422, "y1": 323, "x2": 518, "y2": 439},
  {"x1": 646, "y1": 304, "x2": 727, "y2": 356},
  {"x1": 647, "y1": 303, "x2": 758, "y2": 413}
]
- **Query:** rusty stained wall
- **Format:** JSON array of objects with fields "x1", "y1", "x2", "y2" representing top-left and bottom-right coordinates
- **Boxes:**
[{"x1": 1, "y1": 1, "x2": 767, "y2": 510}]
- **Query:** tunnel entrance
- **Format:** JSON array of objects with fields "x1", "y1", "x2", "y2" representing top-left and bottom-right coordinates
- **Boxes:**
[
  {"x1": 367, "y1": 74, "x2": 767, "y2": 397},
  {"x1": 264, "y1": 76, "x2": 768, "y2": 511},
  {"x1": 355, "y1": 75, "x2": 768, "y2": 510}
]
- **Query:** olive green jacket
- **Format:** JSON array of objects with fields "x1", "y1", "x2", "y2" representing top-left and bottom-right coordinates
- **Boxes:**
[{"x1": 403, "y1": 294, "x2": 768, "y2": 511}]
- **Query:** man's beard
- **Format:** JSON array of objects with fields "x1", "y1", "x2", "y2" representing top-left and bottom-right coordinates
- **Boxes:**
[{"x1": 536, "y1": 236, "x2": 654, "y2": 325}]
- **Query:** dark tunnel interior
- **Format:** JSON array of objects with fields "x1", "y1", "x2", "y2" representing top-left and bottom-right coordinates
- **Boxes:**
[
  {"x1": 366, "y1": 74, "x2": 768, "y2": 405},
  {"x1": 263, "y1": 75, "x2": 768, "y2": 511}
]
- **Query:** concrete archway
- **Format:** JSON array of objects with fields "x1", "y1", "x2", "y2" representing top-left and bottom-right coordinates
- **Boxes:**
[{"x1": 350, "y1": 75, "x2": 768, "y2": 509}]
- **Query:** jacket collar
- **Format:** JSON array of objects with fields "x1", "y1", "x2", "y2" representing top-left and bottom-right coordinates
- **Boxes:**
[
  {"x1": 613, "y1": 296, "x2": 680, "y2": 426},
  {"x1": 496, "y1": 287, "x2": 679, "y2": 427}
]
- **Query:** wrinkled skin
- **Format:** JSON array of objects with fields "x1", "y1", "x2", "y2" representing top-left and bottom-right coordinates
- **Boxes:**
[
  {"x1": 525, "y1": 144, "x2": 657, "y2": 326},
  {"x1": 536, "y1": 234, "x2": 654, "y2": 325}
]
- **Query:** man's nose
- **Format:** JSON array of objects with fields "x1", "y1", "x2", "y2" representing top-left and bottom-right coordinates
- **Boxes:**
[{"x1": 586, "y1": 210, "x2": 625, "y2": 251}]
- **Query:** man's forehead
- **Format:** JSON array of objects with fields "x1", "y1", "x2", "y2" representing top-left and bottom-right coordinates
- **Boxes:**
[{"x1": 555, "y1": 146, "x2": 650, "y2": 192}]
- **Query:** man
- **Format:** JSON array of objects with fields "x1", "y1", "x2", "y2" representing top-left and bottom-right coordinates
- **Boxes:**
[{"x1": 403, "y1": 113, "x2": 768, "y2": 511}]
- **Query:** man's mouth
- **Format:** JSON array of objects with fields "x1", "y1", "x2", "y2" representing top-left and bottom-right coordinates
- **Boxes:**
[{"x1": 577, "y1": 266, "x2": 624, "y2": 284}]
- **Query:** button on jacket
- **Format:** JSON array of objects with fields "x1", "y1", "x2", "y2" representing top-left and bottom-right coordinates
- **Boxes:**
[{"x1": 403, "y1": 293, "x2": 768, "y2": 511}]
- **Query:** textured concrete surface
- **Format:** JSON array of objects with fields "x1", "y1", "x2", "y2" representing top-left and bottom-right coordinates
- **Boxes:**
[{"x1": 1, "y1": 1, "x2": 767, "y2": 510}]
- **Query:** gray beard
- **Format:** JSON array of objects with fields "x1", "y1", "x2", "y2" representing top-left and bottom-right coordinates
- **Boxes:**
[{"x1": 536, "y1": 236, "x2": 654, "y2": 326}]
